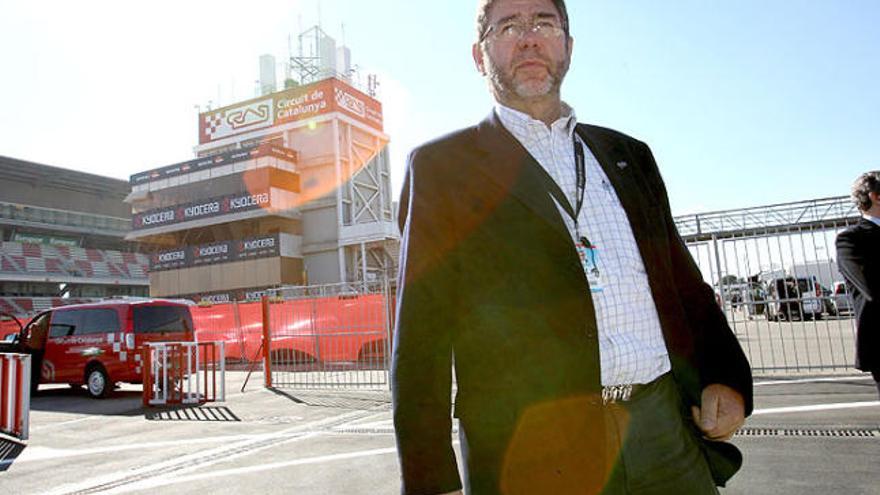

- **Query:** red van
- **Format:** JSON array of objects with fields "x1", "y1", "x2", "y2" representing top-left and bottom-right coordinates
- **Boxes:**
[{"x1": 7, "y1": 299, "x2": 194, "y2": 398}]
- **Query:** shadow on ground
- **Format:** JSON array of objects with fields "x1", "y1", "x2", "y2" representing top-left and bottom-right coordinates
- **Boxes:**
[
  {"x1": 145, "y1": 405, "x2": 240, "y2": 422},
  {"x1": 0, "y1": 437, "x2": 26, "y2": 472}
]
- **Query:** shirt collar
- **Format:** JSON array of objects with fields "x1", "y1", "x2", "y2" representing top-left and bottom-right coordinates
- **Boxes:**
[
  {"x1": 495, "y1": 102, "x2": 578, "y2": 139},
  {"x1": 862, "y1": 213, "x2": 880, "y2": 227}
]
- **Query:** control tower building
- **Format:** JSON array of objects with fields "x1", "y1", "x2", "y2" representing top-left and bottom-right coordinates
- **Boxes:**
[{"x1": 125, "y1": 28, "x2": 397, "y2": 302}]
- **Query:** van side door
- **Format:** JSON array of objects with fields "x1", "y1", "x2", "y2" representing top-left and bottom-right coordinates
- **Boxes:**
[{"x1": 45, "y1": 310, "x2": 81, "y2": 384}]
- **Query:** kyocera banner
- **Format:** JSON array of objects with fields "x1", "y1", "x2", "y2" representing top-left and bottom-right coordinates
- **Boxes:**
[
  {"x1": 150, "y1": 234, "x2": 280, "y2": 272},
  {"x1": 198, "y1": 78, "x2": 383, "y2": 144},
  {"x1": 130, "y1": 144, "x2": 298, "y2": 185},
  {"x1": 191, "y1": 241, "x2": 234, "y2": 267},
  {"x1": 133, "y1": 190, "x2": 272, "y2": 230},
  {"x1": 151, "y1": 249, "x2": 189, "y2": 271},
  {"x1": 179, "y1": 286, "x2": 276, "y2": 304}
]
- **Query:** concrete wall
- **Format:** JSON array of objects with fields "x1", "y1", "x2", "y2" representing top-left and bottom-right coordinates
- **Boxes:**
[{"x1": 304, "y1": 250, "x2": 341, "y2": 285}]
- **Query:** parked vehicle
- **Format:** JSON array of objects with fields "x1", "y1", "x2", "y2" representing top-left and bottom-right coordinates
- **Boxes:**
[
  {"x1": 765, "y1": 276, "x2": 824, "y2": 321},
  {"x1": 0, "y1": 299, "x2": 194, "y2": 398},
  {"x1": 831, "y1": 281, "x2": 855, "y2": 315},
  {"x1": 738, "y1": 282, "x2": 768, "y2": 318},
  {"x1": 819, "y1": 285, "x2": 838, "y2": 316}
]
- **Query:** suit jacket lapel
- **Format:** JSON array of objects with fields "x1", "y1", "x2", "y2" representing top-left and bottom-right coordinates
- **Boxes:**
[
  {"x1": 576, "y1": 124, "x2": 652, "y2": 238},
  {"x1": 473, "y1": 112, "x2": 572, "y2": 243}
]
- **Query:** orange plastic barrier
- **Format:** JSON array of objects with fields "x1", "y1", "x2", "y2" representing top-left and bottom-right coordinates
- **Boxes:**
[{"x1": 191, "y1": 294, "x2": 388, "y2": 364}]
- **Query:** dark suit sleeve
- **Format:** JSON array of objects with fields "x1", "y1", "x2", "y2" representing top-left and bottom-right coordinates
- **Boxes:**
[
  {"x1": 836, "y1": 228, "x2": 878, "y2": 303},
  {"x1": 392, "y1": 149, "x2": 462, "y2": 494},
  {"x1": 635, "y1": 141, "x2": 754, "y2": 415}
]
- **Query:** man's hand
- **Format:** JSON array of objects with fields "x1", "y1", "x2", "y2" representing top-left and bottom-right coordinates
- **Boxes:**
[{"x1": 691, "y1": 384, "x2": 745, "y2": 441}]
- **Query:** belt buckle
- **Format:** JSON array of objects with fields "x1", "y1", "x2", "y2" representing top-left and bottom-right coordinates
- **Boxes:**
[{"x1": 602, "y1": 384, "x2": 633, "y2": 404}]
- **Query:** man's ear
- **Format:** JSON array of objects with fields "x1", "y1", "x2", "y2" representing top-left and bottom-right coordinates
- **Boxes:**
[{"x1": 472, "y1": 43, "x2": 486, "y2": 75}]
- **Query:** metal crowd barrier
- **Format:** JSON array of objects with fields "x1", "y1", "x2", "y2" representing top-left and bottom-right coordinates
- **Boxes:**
[
  {"x1": 142, "y1": 342, "x2": 225, "y2": 406},
  {"x1": 0, "y1": 353, "x2": 31, "y2": 441},
  {"x1": 260, "y1": 280, "x2": 393, "y2": 390},
  {"x1": 684, "y1": 222, "x2": 859, "y2": 375}
]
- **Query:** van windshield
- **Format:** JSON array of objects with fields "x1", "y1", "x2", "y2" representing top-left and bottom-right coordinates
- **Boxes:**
[{"x1": 133, "y1": 306, "x2": 192, "y2": 334}]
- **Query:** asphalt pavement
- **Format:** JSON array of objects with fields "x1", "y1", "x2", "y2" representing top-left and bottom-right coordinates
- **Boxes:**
[{"x1": 1, "y1": 372, "x2": 878, "y2": 494}]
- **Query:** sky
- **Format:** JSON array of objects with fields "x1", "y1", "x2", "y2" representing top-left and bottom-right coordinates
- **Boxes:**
[{"x1": 1, "y1": 0, "x2": 878, "y2": 215}]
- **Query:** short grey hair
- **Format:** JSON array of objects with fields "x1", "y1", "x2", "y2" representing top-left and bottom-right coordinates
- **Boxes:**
[
  {"x1": 851, "y1": 171, "x2": 880, "y2": 212},
  {"x1": 476, "y1": 0, "x2": 570, "y2": 42}
]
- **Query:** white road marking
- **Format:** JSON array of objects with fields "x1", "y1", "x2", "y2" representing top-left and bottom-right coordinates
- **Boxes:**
[
  {"x1": 29, "y1": 415, "x2": 99, "y2": 431},
  {"x1": 753, "y1": 401, "x2": 880, "y2": 415},
  {"x1": 40, "y1": 408, "x2": 375, "y2": 495},
  {"x1": 113, "y1": 439, "x2": 462, "y2": 494},
  {"x1": 754, "y1": 375, "x2": 873, "y2": 386},
  {"x1": 2, "y1": 432, "x2": 300, "y2": 466}
]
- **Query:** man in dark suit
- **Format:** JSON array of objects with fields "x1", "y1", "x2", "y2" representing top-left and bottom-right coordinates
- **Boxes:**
[
  {"x1": 836, "y1": 171, "x2": 880, "y2": 397},
  {"x1": 392, "y1": 0, "x2": 753, "y2": 493}
]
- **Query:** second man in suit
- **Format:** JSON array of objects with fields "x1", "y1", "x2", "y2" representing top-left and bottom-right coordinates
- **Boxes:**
[{"x1": 836, "y1": 171, "x2": 880, "y2": 398}]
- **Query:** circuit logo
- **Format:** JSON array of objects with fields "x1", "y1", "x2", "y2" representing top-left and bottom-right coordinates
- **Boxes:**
[{"x1": 202, "y1": 98, "x2": 274, "y2": 142}]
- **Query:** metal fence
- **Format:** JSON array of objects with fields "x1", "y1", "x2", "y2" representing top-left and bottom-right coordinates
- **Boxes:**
[
  {"x1": 263, "y1": 280, "x2": 393, "y2": 389},
  {"x1": 679, "y1": 199, "x2": 861, "y2": 375}
]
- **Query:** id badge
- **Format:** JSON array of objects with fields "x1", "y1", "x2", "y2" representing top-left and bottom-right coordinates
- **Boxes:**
[{"x1": 576, "y1": 238, "x2": 604, "y2": 293}]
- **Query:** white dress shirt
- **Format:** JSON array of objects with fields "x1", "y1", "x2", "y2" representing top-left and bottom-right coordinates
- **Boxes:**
[{"x1": 495, "y1": 103, "x2": 671, "y2": 386}]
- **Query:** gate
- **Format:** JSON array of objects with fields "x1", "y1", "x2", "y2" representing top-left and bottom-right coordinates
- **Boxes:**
[
  {"x1": 142, "y1": 342, "x2": 226, "y2": 406},
  {"x1": 676, "y1": 197, "x2": 861, "y2": 375},
  {"x1": 263, "y1": 280, "x2": 393, "y2": 389},
  {"x1": 0, "y1": 353, "x2": 30, "y2": 441}
]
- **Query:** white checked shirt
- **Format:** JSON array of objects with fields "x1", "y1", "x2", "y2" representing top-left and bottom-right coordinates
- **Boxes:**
[{"x1": 496, "y1": 103, "x2": 671, "y2": 386}]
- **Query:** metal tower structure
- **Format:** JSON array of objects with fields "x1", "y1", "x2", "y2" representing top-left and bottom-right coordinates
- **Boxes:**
[{"x1": 289, "y1": 26, "x2": 330, "y2": 85}]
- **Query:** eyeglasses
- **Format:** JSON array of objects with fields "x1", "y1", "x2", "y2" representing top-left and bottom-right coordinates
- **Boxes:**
[{"x1": 481, "y1": 19, "x2": 565, "y2": 42}]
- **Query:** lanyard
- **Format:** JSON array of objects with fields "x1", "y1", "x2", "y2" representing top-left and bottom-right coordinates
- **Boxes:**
[
  {"x1": 573, "y1": 134, "x2": 586, "y2": 237},
  {"x1": 543, "y1": 134, "x2": 587, "y2": 239}
]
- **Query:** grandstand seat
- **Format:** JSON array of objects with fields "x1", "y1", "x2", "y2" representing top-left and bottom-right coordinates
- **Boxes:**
[
  {"x1": 0, "y1": 242, "x2": 23, "y2": 256},
  {"x1": 45, "y1": 258, "x2": 65, "y2": 274},
  {"x1": 13, "y1": 298, "x2": 33, "y2": 312},
  {"x1": 70, "y1": 247, "x2": 88, "y2": 261},
  {"x1": 86, "y1": 249, "x2": 104, "y2": 262},
  {"x1": 10, "y1": 256, "x2": 26, "y2": 272},
  {"x1": 108, "y1": 263, "x2": 124, "y2": 277},
  {"x1": 74, "y1": 260, "x2": 95, "y2": 277},
  {"x1": 25, "y1": 257, "x2": 47, "y2": 273},
  {"x1": 0, "y1": 298, "x2": 17, "y2": 315},
  {"x1": 91, "y1": 261, "x2": 112, "y2": 278},
  {"x1": 1, "y1": 255, "x2": 19, "y2": 272},
  {"x1": 1, "y1": 241, "x2": 148, "y2": 281},
  {"x1": 21, "y1": 243, "x2": 42, "y2": 258},
  {"x1": 32, "y1": 299, "x2": 53, "y2": 313}
]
